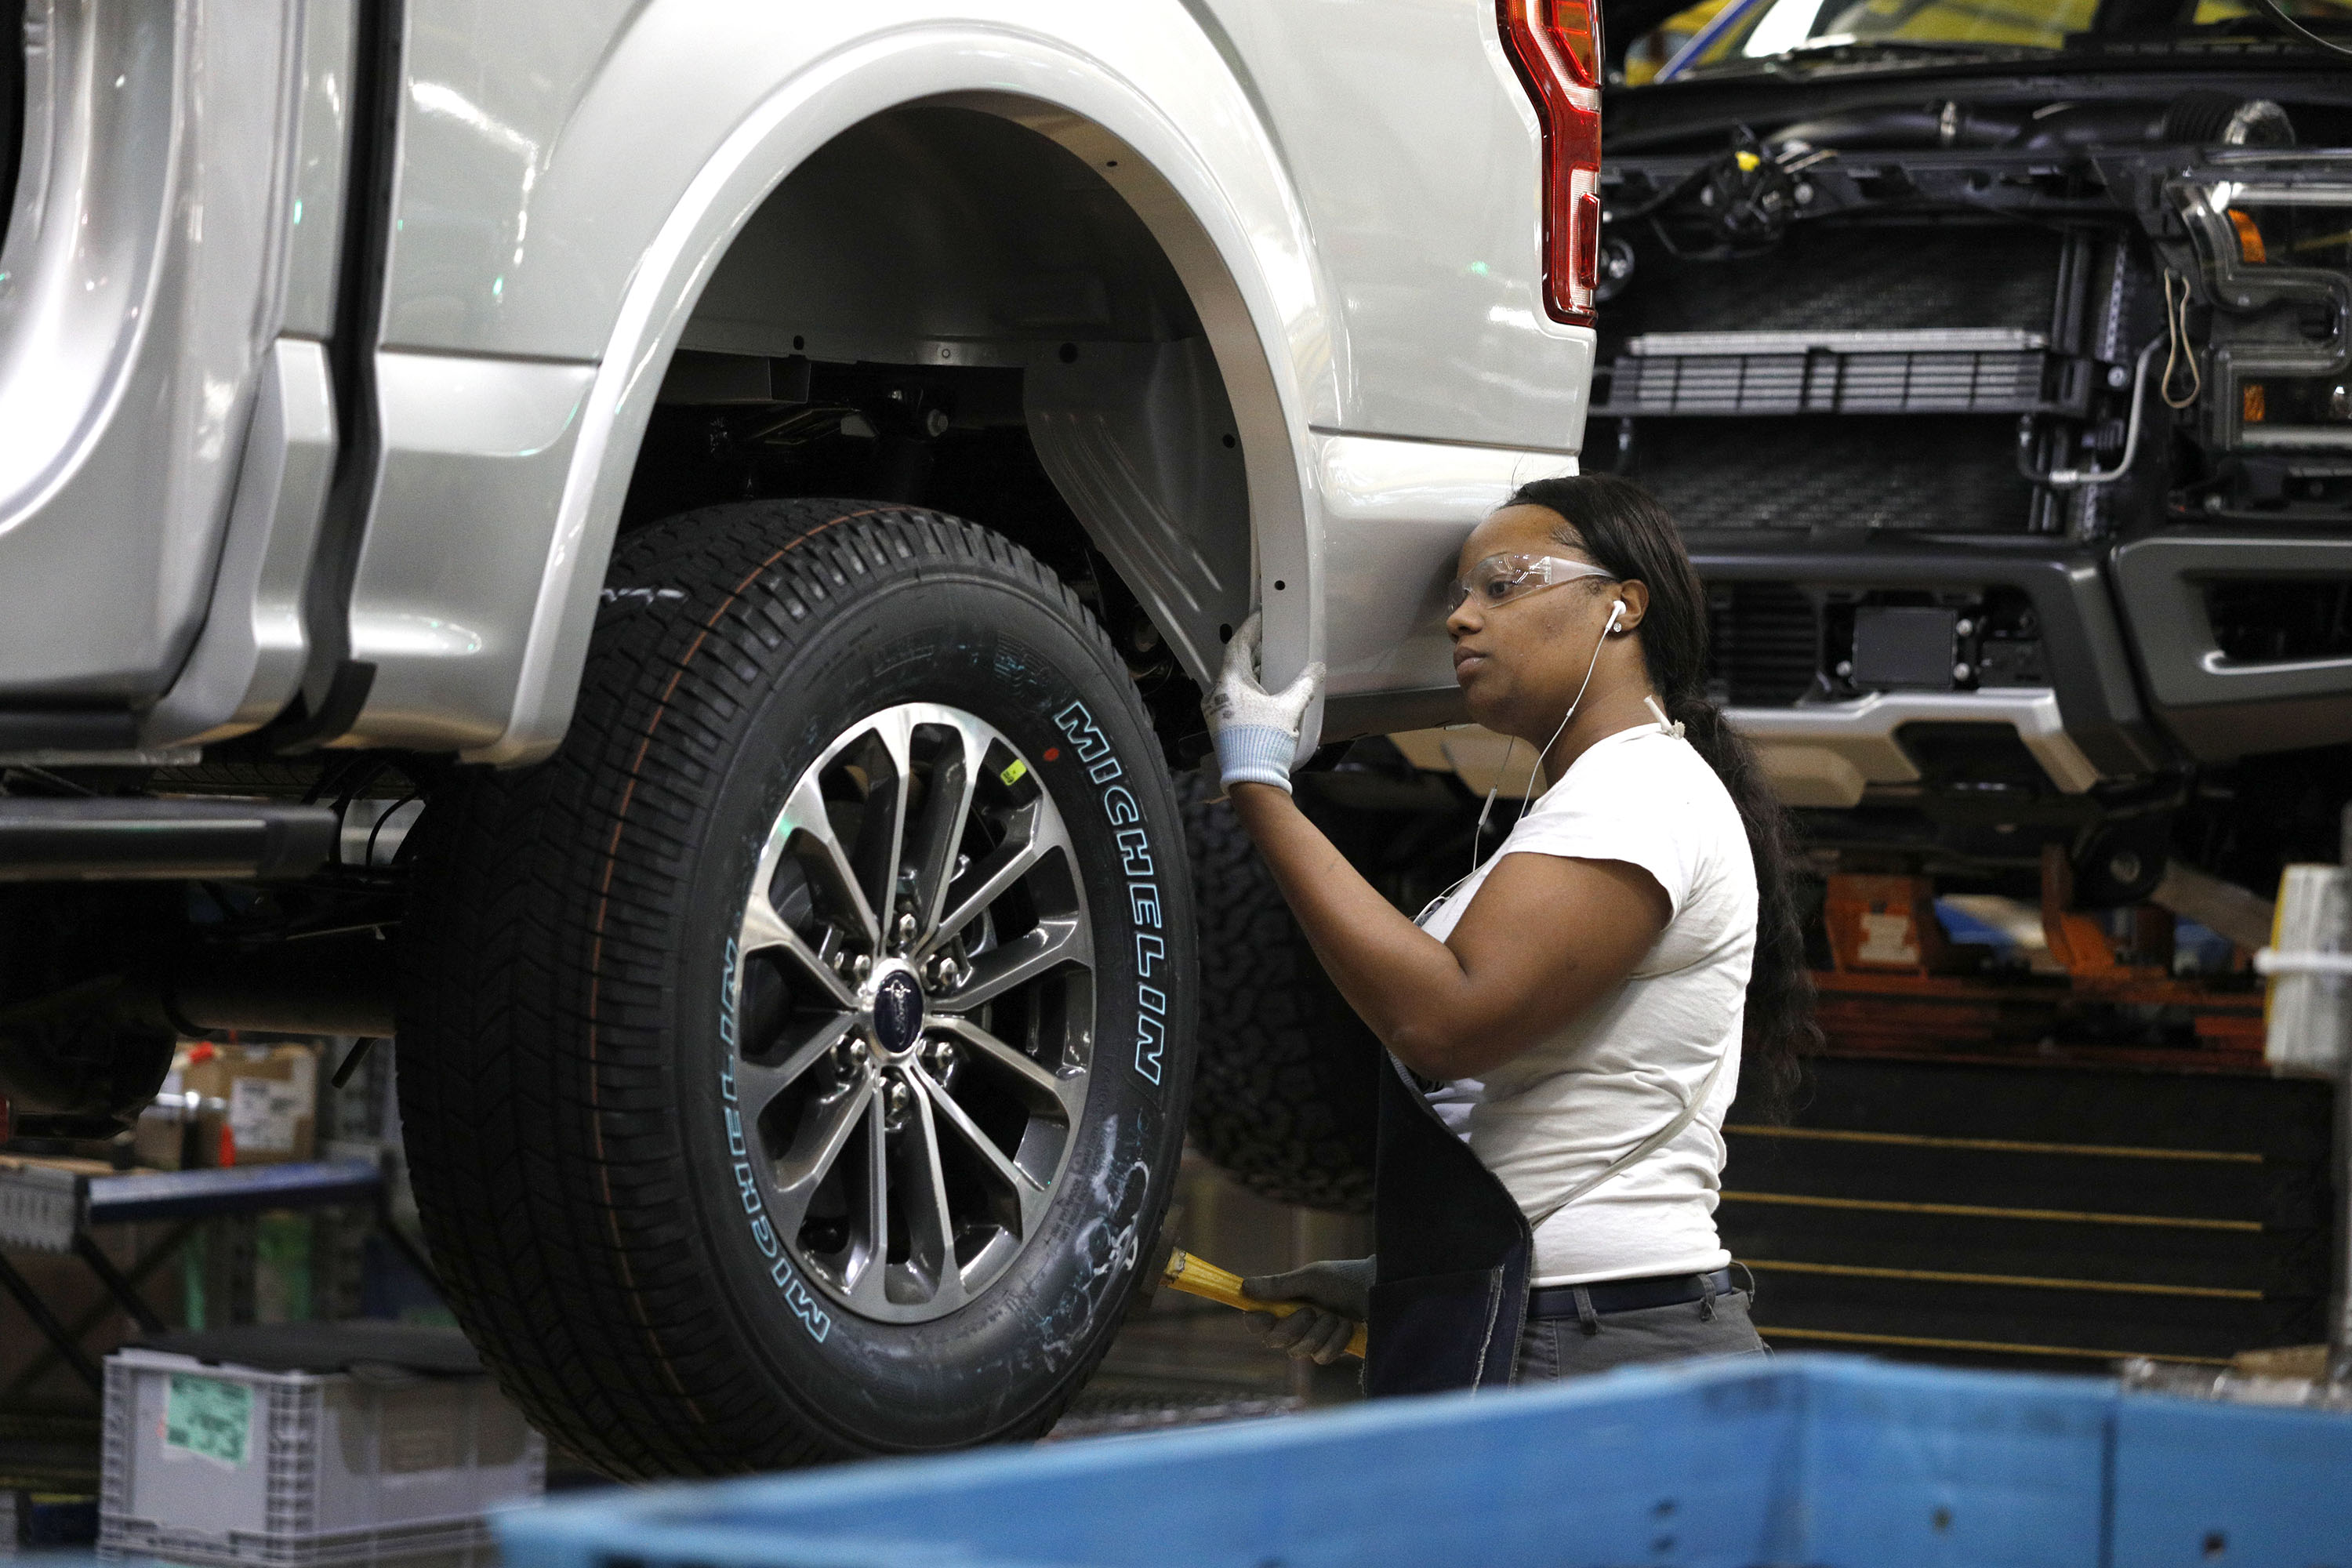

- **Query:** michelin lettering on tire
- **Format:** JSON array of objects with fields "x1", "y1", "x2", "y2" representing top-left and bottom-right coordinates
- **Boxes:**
[
  {"x1": 1054, "y1": 699, "x2": 1167, "y2": 1091},
  {"x1": 720, "y1": 935, "x2": 833, "y2": 1342}
]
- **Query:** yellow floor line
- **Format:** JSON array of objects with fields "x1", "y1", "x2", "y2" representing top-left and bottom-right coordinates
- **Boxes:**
[
  {"x1": 1719, "y1": 1190, "x2": 2263, "y2": 1232},
  {"x1": 1723, "y1": 1124, "x2": 2263, "y2": 1164},
  {"x1": 1755, "y1": 1324, "x2": 2232, "y2": 1366},
  {"x1": 1744, "y1": 1257, "x2": 2263, "y2": 1301}
]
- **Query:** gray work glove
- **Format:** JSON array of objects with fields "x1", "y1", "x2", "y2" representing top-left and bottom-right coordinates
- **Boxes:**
[
  {"x1": 1242, "y1": 1256, "x2": 1374, "y2": 1365},
  {"x1": 1203, "y1": 612, "x2": 1325, "y2": 795}
]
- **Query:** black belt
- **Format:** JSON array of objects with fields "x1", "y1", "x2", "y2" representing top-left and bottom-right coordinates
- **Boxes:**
[{"x1": 1527, "y1": 1268, "x2": 1734, "y2": 1319}]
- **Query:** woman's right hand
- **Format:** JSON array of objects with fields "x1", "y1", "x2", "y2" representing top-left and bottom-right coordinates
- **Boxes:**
[{"x1": 1242, "y1": 1256, "x2": 1373, "y2": 1364}]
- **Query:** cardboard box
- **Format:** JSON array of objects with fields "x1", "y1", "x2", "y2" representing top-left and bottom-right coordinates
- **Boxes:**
[{"x1": 166, "y1": 1045, "x2": 318, "y2": 1166}]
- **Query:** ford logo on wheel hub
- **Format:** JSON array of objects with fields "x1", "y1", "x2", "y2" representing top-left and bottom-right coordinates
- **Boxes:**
[{"x1": 872, "y1": 970, "x2": 924, "y2": 1056}]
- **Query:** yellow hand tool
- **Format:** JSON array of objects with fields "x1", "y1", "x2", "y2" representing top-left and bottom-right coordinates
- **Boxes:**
[{"x1": 1159, "y1": 1247, "x2": 1369, "y2": 1361}]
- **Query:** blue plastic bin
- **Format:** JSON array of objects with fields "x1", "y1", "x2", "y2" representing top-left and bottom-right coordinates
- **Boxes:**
[{"x1": 497, "y1": 1355, "x2": 2352, "y2": 1568}]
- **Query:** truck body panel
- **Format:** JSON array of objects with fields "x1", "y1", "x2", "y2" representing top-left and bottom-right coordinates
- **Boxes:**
[
  {"x1": 1190, "y1": 0, "x2": 1595, "y2": 452},
  {"x1": 318, "y1": 2, "x2": 1584, "y2": 763},
  {"x1": 0, "y1": 2, "x2": 311, "y2": 716}
]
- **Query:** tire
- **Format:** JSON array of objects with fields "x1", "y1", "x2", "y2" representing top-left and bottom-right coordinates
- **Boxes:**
[
  {"x1": 395, "y1": 499, "x2": 1196, "y2": 1475},
  {"x1": 1180, "y1": 773, "x2": 1379, "y2": 1214}
]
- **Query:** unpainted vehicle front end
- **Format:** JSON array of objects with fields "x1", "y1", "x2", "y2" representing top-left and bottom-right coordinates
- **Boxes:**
[{"x1": 1583, "y1": 0, "x2": 2351, "y2": 907}]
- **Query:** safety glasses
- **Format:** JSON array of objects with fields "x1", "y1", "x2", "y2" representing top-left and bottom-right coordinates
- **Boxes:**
[{"x1": 1446, "y1": 554, "x2": 1617, "y2": 615}]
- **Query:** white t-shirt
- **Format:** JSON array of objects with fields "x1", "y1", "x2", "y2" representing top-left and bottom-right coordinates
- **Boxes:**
[{"x1": 1416, "y1": 721, "x2": 1757, "y2": 1287}]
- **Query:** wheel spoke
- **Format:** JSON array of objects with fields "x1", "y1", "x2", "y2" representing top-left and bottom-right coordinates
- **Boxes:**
[
  {"x1": 938, "y1": 916, "x2": 1091, "y2": 1011},
  {"x1": 862, "y1": 710, "x2": 916, "y2": 946},
  {"x1": 739, "y1": 898, "x2": 857, "y2": 1011},
  {"x1": 780, "y1": 771, "x2": 881, "y2": 953},
  {"x1": 768, "y1": 1076, "x2": 875, "y2": 1239},
  {"x1": 733, "y1": 1011, "x2": 860, "y2": 1125},
  {"x1": 929, "y1": 1015, "x2": 1083, "y2": 1122},
  {"x1": 906, "y1": 721, "x2": 983, "y2": 945},
  {"x1": 920, "y1": 800, "x2": 1066, "y2": 958},
  {"x1": 914, "y1": 1065, "x2": 1044, "y2": 1213},
  {"x1": 902, "y1": 1080, "x2": 965, "y2": 1312},
  {"x1": 844, "y1": 1091, "x2": 891, "y2": 1307}
]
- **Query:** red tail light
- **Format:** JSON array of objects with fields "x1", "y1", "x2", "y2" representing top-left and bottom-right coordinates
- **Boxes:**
[{"x1": 1498, "y1": 0, "x2": 1604, "y2": 327}]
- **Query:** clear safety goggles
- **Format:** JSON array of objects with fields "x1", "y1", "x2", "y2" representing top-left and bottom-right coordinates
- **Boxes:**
[{"x1": 1446, "y1": 554, "x2": 1617, "y2": 615}]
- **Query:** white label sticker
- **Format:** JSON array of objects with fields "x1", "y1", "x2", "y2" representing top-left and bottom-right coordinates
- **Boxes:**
[
  {"x1": 164, "y1": 1375, "x2": 251, "y2": 1468},
  {"x1": 1856, "y1": 911, "x2": 1921, "y2": 965},
  {"x1": 228, "y1": 1078, "x2": 302, "y2": 1154}
]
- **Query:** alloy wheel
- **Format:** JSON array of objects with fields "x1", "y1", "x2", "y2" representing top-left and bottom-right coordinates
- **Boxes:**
[{"x1": 730, "y1": 703, "x2": 1094, "y2": 1323}]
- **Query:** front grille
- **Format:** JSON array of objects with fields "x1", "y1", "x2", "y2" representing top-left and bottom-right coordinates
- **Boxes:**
[
  {"x1": 1707, "y1": 582, "x2": 1817, "y2": 706},
  {"x1": 1622, "y1": 416, "x2": 2038, "y2": 533},
  {"x1": 1592, "y1": 219, "x2": 2065, "y2": 536},
  {"x1": 1610, "y1": 330, "x2": 2050, "y2": 417}
]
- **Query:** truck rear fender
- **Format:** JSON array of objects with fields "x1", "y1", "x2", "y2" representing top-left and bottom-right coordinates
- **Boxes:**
[{"x1": 332, "y1": 18, "x2": 1341, "y2": 765}]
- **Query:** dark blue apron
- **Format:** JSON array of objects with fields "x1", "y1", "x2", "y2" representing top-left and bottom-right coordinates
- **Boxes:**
[{"x1": 1365, "y1": 1055, "x2": 1531, "y2": 1396}]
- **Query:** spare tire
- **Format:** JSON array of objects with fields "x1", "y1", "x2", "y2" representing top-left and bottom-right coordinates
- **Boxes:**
[
  {"x1": 396, "y1": 500, "x2": 1195, "y2": 1474},
  {"x1": 1181, "y1": 774, "x2": 1380, "y2": 1214}
]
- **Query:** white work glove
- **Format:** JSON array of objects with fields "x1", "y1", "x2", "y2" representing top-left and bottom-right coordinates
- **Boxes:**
[
  {"x1": 1203, "y1": 612, "x2": 1324, "y2": 795},
  {"x1": 1243, "y1": 1256, "x2": 1373, "y2": 1365}
]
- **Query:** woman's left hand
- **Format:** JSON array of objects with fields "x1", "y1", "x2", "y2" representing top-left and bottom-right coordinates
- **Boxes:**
[{"x1": 1204, "y1": 612, "x2": 1324, "y2": 795}]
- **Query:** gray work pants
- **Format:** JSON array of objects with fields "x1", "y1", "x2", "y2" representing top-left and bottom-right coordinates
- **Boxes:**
[{"x1": 1514, "y1": 1285, "x2": 1767, "y2": 1382}]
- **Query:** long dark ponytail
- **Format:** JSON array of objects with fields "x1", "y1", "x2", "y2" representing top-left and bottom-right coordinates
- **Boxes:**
[{"x1": 1508, "y1": 473, "x2": 1817, "y2": 1120}]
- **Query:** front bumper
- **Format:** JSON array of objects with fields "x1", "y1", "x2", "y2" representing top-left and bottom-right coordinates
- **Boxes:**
[
  {"x1": 1686, "y1": 532, "x2": 2170, "y2": 807},
  {"x1": 2111, "y1": 533, "x2": 2352, "y2": 764}
]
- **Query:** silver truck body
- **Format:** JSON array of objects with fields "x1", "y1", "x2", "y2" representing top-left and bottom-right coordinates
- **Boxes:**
[{"x1": 0, "y1": 0, "x2": 1595, "y2": 763}]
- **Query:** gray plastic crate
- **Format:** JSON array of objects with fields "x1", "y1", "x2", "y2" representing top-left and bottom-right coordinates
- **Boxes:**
[
  {"x1": 0, "y1": 1161, "x2": 84, "y2": 1251},
  {"x1": 100, "y1": 1344, "x2": 542, "y2": 1567}
]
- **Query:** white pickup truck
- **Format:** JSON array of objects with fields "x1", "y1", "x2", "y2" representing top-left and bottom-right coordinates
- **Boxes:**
[{"x1": 0, "y1": 1, "x2": 1602, "y2": 1469}]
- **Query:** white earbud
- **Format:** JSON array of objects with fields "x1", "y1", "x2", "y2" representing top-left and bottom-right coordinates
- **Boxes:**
[{"x1": 1606, "y1": 599, "x2": 1626, "y2": 633}]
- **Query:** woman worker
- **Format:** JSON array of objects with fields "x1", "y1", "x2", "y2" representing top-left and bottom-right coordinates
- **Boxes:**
[{"x1": 1203, "y1": 474, "x2": 1818, "y2": 1390}]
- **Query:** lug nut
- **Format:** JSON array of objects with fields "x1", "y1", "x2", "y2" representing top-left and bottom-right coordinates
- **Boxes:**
[
  {"x1": 853, "y1": 954, "x2": 873, "y2": 980},
  {"x1": 896, "y1": 912, "x2": 918, "y2": 946}
]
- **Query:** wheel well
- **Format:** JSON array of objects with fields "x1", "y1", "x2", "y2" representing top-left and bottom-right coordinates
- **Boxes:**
[{"x1": 619, "y1": 104, "x2": 1254, "y2": 766}]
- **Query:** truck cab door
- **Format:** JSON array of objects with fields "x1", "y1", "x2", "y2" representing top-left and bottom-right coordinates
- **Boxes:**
[{"x1": 0, "y1": 2, "x2": 351, "y2": 753}]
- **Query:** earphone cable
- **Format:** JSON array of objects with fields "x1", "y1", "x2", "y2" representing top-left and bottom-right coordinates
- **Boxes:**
[{"x1": 1456, "y1": 600, "x2": 1622, "y2": 890}]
